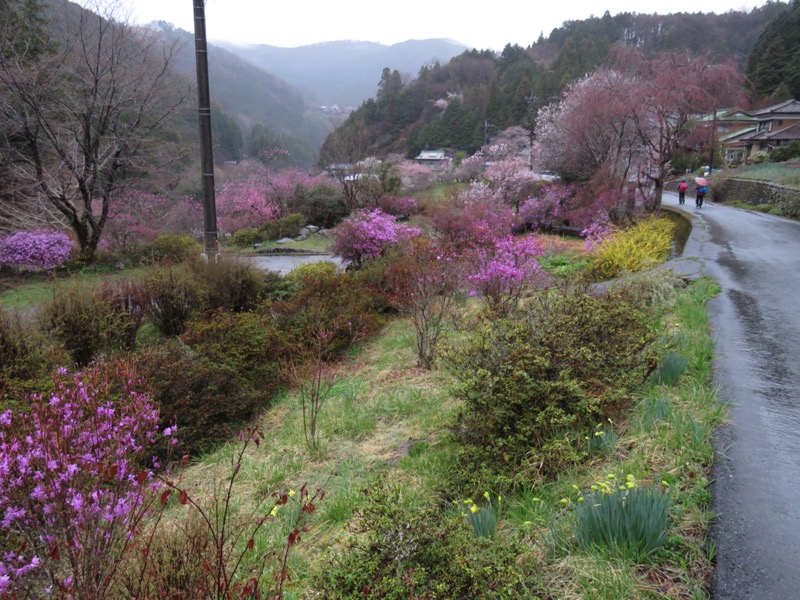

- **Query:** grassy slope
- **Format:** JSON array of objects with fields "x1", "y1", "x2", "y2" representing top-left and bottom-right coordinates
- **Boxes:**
[
  {"x1": 177, "y1": 273, "x2": 724, "y2": 599},
  {"x1": 0, "y1": 227, "x2": 723, "y2": 597},
  {"x1": 726, "y1": 161, "x2": 800, "y2": 187}
]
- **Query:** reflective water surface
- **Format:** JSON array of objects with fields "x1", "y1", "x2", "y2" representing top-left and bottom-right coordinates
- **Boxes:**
[{"x1": 249, "y1": 254, "x2": 343, "y2": 275}]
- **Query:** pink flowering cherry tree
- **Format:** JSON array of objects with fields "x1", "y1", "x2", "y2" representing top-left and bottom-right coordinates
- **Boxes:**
[{"x1": 105, "y1": 191, "x2": 201, "y2": 253}]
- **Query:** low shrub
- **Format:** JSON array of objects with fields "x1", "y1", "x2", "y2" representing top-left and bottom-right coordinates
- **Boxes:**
[
  {"x1": 581, "y1": 217, "x2": 675, "y2": 282},
  {"x1": 348, "y1": 257, "x2": 398, "y2": 315},
  {"x1": 188, "y1": 257, "x2": 269, "y2": 312},
  {"x1": 142, "y1": 266, "x2": 201, "y2": 337},
  {"x1": 96, "y1": 279, "x2": 152, "y2": 350},
  {"x1": 0, "y1": 310, "x2": 60, "y2": 409},
  {"x1": 273, "y1": 263, "x2": 384, "y2": 359},
  {"x1": 230, "y1": 227, "x2": 265, "y2": 248},
  {"x1": 259, "y1": 213, "x2": 307, "y2": 241},
  {"x1": 0, "y1": 310, "x2": 40, "y2": 380},
  {"x1": 446, "y1": 286, "x2": 659, "y2": 490},
  {"x1": 181, "y1": 309, "x2": 288, "y2": 392},
  {"x1": 315, "y1": 482, "x2": 536, "y2": 598},
  {"x1": 768, "y1": 140, "x2": 800, "y2": 162},
  {"x1": 37, "y1": 283, "x2": 132, "y2": 366},
  {"x1": 148, "y1": 234, "x2": 202, "y2": 264},
  {"x1": 131, "y1": 341, "x2": 269, "y2": 459}
]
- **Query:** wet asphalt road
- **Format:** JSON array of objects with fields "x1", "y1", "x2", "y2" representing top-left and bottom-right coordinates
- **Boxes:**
[{"x1": 667, "y1": 193, "x2": 800, "y2": 600}]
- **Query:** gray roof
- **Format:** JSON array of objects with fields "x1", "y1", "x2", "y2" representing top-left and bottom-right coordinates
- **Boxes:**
[
  {"x1": 751, "y1": 99, "x2": 800, "y2": 116},
  {"x1": 738, "y1": 122, "x2": 800, "y2": 142}
]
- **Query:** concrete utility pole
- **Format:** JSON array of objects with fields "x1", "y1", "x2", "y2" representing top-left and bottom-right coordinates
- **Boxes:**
[
  {"x1": 708, "y1": 108, "x2": 716, "y2": 175},
  {"x1": 193, "y1": 0, "x2": 218, "y2": 259}
]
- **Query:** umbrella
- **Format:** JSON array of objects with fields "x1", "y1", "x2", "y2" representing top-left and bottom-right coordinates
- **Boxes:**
[{"x1": 695, "y1": 177, "x2": 709, "y2": 187}]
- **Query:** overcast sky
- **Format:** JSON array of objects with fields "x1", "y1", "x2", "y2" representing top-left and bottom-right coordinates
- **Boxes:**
[{"x1": 95, "y1": 0, "x2": 770, "y2": 51}]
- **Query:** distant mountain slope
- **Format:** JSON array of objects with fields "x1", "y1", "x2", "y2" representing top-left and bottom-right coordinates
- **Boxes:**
[
  {"x1": 215, "y1": 39, "x2": 469, "y2": 108},
  {"x1": 153, "y1": 22, "x2": 329, "y2": 166}
]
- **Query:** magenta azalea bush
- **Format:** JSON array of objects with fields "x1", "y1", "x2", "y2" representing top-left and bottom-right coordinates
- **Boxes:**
[
  {"x1": 330, "y1": 209, "x2": 420, "y2": 267},
  {"x1": 0, "y1": 365, "x2": 165, "y2": 596},
  {"x1": 0, "y1": 231, "x2": 73, "y2": 271},
  {"x1": 467, "y1": 235, "x2": 549, "y2": 315}
]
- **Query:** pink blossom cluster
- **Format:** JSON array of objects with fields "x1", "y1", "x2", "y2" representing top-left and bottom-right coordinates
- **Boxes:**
[
  {"x1": 330, "y1": 208, "x2": 420, "y2": 267},
  {"x1": 0, "y1": 368, "x2": 164, "y2": 594},
  {"x1": 394, "y1": 160, "x2": 437, "y2": 192},
  {"x1": 519, "y1": 184, "x2": 576, "y2": 228},
  {"x1": 0, "y1": 231, "x2": 73, "y2": 272},
  {"x1": 486, "y1": 158, "x2": 543, "y2": 206},
  {"x1": 467, "y1": 235, "x2": 548, "y2": 313},
  {"x1": 377, "y1": 195, "x2": 419, "y2": 217},
  {"x1": 580, "y1": 221, "x2": 615, "y2": 251},
  {"x1": 106, "y1": 191, "x2": 200, "y2": 252},
  {"x1": 429, "y1": 196, "x2": 514, "y2": 250},
  {"x1": 217, "y1": 175, "x2": 282, "y2": 234},
  {"x1": 216, "y1": 166, "x2": 330, "y2": 234}
]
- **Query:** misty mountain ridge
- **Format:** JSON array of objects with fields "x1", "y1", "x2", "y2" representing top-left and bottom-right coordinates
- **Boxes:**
[{"x1": 212, "y1": 38, "x2": 470, "y2": 108}]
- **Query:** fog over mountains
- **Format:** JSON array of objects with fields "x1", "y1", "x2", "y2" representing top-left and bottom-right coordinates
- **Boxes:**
[{"x1": 214, "y1": 39, "x2": 469, "y2": 108}]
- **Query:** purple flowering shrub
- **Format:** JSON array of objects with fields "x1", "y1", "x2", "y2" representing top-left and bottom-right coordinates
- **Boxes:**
[
  {"x1": 580, "y1": 221, "x2": 615, "y2": 252},
  {"x1": 467, "y1": 235, "x2": 550, "y2": 316},
  {"x1": 330, "y1": 209, "x2": 420, "y2": 268},
  {"x1": 0, "y1": 231, "x2": 73, "y2": 272},
  {"x1": 0, "y1": 364, "x2": 167, "y2": 597},
  {"x1": 0, "y1": 363, "x2": 323, "y2": 598}
]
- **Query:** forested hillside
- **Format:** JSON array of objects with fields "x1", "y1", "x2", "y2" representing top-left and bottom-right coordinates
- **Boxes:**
[
  {"x1": 746, "y1": 0, "x2": 800, "y2": 101},
  {"x1": 152, "y1": 22, "x2": 330, "y2": 167},
  {"x1": 321, "y1": 2, "x2": 790, "y2": 164}
]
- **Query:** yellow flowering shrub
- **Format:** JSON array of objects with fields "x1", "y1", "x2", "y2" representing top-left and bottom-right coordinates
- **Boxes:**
[{"x1": 581, "y1": 217, "x2": 676, "y2": 282}]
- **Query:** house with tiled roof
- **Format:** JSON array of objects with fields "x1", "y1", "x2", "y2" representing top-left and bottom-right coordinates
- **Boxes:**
[
  {"x1": 414, "y1": 149, "x2": 451, "y2": 168},
  {"x1": 731, "y1": 99, "x2": 800, "y2": 162}
]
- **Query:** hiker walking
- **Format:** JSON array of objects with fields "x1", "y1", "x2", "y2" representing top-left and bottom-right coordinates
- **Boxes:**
[
  {"x1": 695, "y1": 177, "x2": 709, "y2": 208},
  {"x1": 678, "y1": 179, "x2": 688, "y2": 205}
]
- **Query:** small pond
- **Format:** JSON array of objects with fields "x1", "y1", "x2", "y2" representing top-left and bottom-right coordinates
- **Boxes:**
[{"x1": 249, "y1": 253, "x2": 344, "y2": 275}]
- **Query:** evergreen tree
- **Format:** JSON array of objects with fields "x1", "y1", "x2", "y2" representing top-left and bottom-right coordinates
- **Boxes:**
[
  {"x1": 211, "y1": 104, "x2": 243, "y2": 162},
  {"x1": 746, "y1": 0, "x2": 800, "y2": 98}
]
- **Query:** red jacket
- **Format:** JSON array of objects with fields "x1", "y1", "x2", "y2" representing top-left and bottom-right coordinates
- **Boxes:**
[{"x1": 678, "y1": 182, "x2": 688, "y2": 193}]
